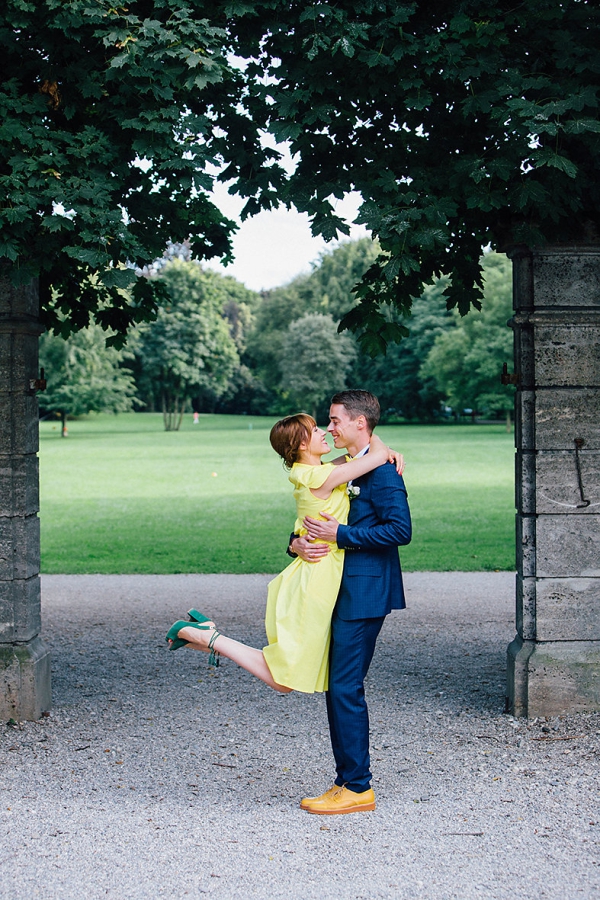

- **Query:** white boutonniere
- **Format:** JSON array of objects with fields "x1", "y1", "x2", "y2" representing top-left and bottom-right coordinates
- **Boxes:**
[{"x1": 347, "y1": 484, "x2": 361, "y2": 500}]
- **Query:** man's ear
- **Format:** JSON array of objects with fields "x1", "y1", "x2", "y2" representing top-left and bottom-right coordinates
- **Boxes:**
[{"x1": 356, "y1": 415, "x2": 367, "y2": 431}]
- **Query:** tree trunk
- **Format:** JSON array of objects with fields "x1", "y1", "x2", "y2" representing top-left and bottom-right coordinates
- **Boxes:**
[
  {"x1": 162, "y1": 392, "x2": 172, "y2": 431},
  {"x1": 162, "y1": 391, "x2": 183, "y2": 431}
]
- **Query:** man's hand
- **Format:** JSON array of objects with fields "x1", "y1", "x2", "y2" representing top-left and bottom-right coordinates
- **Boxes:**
[
  {"x1": 291, "y1": 535, "x2": 330, "y2": 563},
  {"x1": 303, "y1": 512, "x2": 340, "y2": 543}
]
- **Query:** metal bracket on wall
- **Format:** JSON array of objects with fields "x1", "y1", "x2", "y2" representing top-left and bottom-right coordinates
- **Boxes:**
[
  {"x1": 501, "y1": 363, "x2": 520, "y2": 385},
  {"x1": 574, "y1": 438, "x2": 590, "y2": 509},
  {"x1": 29, "y1": 367, "x2": 46, "y2": 392}
]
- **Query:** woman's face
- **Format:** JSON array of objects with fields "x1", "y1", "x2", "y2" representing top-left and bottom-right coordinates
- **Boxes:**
[{"x1": 306, "y1": 425, "x2": 331, "y2": 457}]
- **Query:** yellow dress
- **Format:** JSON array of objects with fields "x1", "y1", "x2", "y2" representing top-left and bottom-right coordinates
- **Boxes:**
[{"x1": 263, "y1": 462, "x2": 350, "y2": 693}]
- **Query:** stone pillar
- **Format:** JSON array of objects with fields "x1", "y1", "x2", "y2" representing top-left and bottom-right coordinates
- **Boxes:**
[
  {"x1": 507, "y1": 246, "x2": 600, "y2": 717},
  {"x1": 0, "y1": 271, "x2": 51, "y2": 720}
]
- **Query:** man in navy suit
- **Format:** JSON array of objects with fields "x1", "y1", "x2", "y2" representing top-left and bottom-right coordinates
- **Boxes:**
[{"x1": 289, "y1": 390, "x2": 411, "y2": 815}]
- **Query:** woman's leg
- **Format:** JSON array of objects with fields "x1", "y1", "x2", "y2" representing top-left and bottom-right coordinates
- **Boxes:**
[{"x1": 174, "y1": 625, "x2": 292, "y2": 694}]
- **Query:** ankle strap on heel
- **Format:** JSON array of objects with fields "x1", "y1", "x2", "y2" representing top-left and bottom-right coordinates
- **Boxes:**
[{"x1": 207, "y1": 630, "x2": 221, "y2": 668}]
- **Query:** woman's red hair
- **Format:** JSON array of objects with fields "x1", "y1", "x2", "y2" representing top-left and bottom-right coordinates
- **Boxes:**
[{"x1": 269, "y1": 413, "x2": 316, "y2": 468}]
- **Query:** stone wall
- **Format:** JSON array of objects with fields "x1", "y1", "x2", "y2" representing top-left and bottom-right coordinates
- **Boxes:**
[
  {"x1": 508, "y1": 246, "x2": 600, "y2": 716},
  {"x1": 0, "y1": 272, "x2": 51, "y2": 719}
]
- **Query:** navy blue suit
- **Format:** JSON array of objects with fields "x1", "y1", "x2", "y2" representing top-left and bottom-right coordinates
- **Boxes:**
[{"x1": 328, "y1": 461, "x2": 411, "y2": 791}]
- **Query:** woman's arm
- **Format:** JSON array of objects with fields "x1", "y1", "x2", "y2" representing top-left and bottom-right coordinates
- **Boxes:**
[
  {"x1": 331, "y1": 454, "x2": 348, "y2": 466},
  {"x1": 310, "y1": 435, "x2": 390, "y2": 499},
  {"x1": 331, "y1": 448, "x2": 405, "y2": 474}
]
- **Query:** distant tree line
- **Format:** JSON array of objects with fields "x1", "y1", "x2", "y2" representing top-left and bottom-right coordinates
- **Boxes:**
[{"x1": 39, "y1": 240, "x2": 514, "y2": 432}]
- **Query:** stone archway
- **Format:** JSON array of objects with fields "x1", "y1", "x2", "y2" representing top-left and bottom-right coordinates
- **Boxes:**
[{"x1": 1, "y1": 248, "x2": 599, "y2": 719}]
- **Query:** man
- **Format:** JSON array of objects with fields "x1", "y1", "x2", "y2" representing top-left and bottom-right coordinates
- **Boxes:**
[{"x1": 289, "y1": 390, "x2": 411, "y2": 815}]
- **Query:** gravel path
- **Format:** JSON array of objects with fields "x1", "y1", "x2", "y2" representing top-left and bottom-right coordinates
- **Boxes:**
[{"x1": 1, "y1": 572, "x2": 599, "y2": 900}]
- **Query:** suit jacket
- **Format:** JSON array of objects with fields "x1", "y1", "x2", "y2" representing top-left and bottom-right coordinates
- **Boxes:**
[{"x1": 335, "y1": 461, "x2": 411, "y2": 620}]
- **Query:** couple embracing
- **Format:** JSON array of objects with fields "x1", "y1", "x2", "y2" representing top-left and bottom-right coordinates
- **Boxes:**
[{"x1": 167, "y1": 390, "x2": 412, "y2": 815}]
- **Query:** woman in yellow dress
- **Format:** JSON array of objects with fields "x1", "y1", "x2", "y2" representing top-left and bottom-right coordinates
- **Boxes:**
[{"x1": 165, "y1": 413, "x2": 395, "y2": 693}]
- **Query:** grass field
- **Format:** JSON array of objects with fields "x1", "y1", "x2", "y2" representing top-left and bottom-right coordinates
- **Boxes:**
[{"x1": 39, "y1": 413, "x2": 516, "y2": 574}]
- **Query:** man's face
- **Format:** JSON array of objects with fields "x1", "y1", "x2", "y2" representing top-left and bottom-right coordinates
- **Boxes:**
[{"x1": 327, "y1": 403, "x2": 362, "y2": 449}]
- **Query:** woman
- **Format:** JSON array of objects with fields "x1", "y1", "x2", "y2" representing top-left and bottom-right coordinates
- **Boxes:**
[{"x1": 166, "y1": 413, "x2": 401, "y2": 694}]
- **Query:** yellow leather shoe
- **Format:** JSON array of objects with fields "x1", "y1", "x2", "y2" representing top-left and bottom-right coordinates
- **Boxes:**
[
  {"x1": 299, "y1": 785, "x2": 338, "y2": 811},
  {"x1": 301, "y1": 785, "x2": 376, "y2": 815}
]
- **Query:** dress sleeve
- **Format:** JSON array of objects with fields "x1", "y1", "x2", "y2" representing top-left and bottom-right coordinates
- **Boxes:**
[{"x1": 289, "y1": 463, "x2": 335, "y2": 491}]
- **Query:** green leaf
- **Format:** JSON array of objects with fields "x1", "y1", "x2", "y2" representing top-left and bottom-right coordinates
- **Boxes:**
[
  {"x1": 333, "y1": 37, "x2": 355, "y2": 58},
  {"x1": 533, "y1": 149, "x2": 579, "y2": 179},
  {"x1": 99, "y1": 267, "x2": 138, "y2": 289},
  {"x1": 563, "y1": 119, "x2": 600, "y2": 135}
]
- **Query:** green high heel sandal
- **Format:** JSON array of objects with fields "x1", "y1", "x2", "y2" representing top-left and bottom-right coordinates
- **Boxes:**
[
  {"x1": 166, "y1": 619, "x2": 212, "y2": 652},
  {"x1": 187, "y1": 609, "x2": 212, "y2": 624}
]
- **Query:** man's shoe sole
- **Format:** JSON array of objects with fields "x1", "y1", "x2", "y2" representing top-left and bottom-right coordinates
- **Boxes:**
[{"x1": 304, "y1": 801, "x2": 376, "y2": 815}]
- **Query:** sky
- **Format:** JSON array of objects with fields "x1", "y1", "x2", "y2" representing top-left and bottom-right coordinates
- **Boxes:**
[{"x1": 204, "y1": 184, "x2": 370, "y2": 292}]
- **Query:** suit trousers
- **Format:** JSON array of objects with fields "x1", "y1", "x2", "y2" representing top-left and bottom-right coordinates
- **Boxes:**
[{"x1": 325, "y1": 609, "x2": 385, "y2": 793}]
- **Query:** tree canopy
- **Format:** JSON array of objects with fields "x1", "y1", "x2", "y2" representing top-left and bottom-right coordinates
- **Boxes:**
[
  {"x1": 3, "y1": 1, "x2": 597, "y2": 354},
  {"x1": 352, "y1": 278, "x2": 455, "y2": 421},
  {"x1": 278, "y1": 312, "x2": 356, "y2": 418},
  {"x1": 228, "y1": 0, "x2": 600, "y2": 352},
  {"x1": 0, "y1": 0, "x2": 281, "y2": 341},
  {"x1": 246, "y1": 238, "x2": 378, "y2": 399},
  {"x1": 39, "y1": 324, "x2": 137, "y2": 434},
  {"x1": 419, "y1": 253, "x2": 514, "y2": 419},
  {"x1": 130, "y1": 260, "x2": 240, "y2": 430},
  {"x1": 234, "y1": 240, "x2": 516, "y2": 421}
]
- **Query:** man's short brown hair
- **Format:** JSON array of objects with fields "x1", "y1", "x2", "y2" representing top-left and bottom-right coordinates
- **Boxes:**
[{"x1": 330, "y1": 390, "x2": 380, "y2": 433}]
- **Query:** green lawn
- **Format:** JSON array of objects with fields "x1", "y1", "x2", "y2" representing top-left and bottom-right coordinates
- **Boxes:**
[{"x1": 39, "y1": 413, "x2": 515, "y2": 573}]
